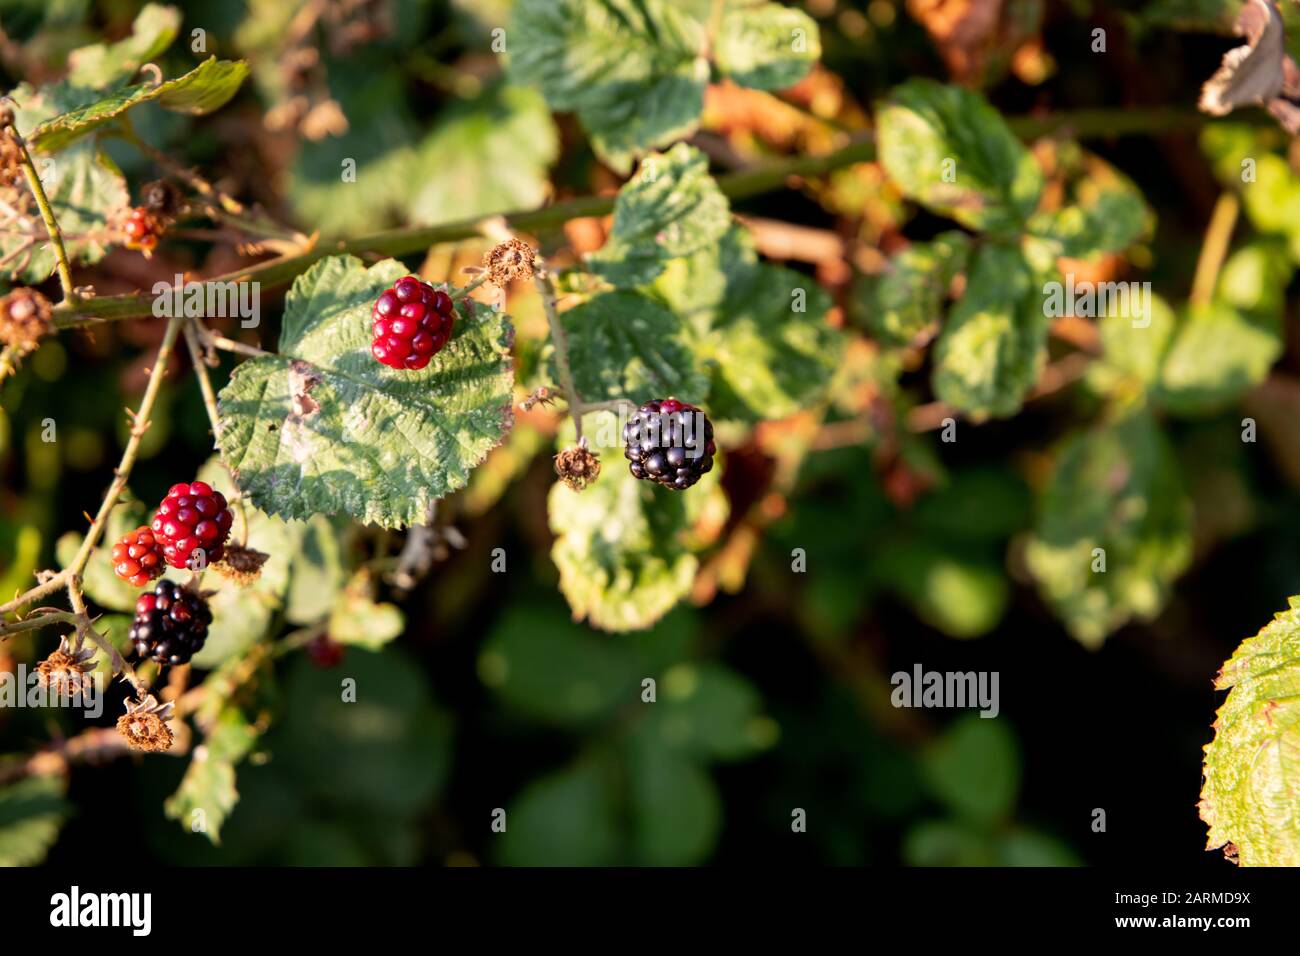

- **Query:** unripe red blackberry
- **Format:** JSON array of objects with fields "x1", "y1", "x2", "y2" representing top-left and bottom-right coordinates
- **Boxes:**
[
  {"x1": 123, "y1": 206, "x2": 162, "y2": 255},
  {"x1": 129, "y1": 580, "x2": 213, "y2": 666},
  {"x1": 149, "y1": 480, "x2": 234, "y2": 570},
  {"x1": 371, "y1": 275, "x2": 455, "y2": 370},
  {"x1": 110, "y1": 525, "x2": 164, "y2": 587},
  {"x1": 622, "y1": 398, "x2": 716, "y2": 490}
]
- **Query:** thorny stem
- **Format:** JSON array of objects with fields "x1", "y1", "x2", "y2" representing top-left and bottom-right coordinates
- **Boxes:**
[
  {"x1": 535, "y1": 263, "x2": 586, "y2": 440},
  {"x1": 10, "y1": 126, "x2": 75, "y2": 301},
  {"x1": 183, "y1": 319, "x2": 224, "y2": 446}
]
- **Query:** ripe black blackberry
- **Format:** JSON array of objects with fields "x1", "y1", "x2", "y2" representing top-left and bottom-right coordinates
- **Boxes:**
[
  {"x1": 622, "y1": 398, "x2": 715, "y2": 490},
  {"x1": 129, "y1": 580, "x2": 213, "y2": 666}
]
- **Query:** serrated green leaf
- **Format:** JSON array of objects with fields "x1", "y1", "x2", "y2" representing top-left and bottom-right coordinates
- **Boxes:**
[
  {"x1": 1026, "y1": 146, "x2": 1151, "y2": 259},
  {"x1": 217, "y1": 256, "x2": 515, "y2": 528},
  {"x1": 410, "y1": 84, "x2": 558, "y2": 226},
  {"x1": 547, "y1": 414, "x2": 726, "y2": 632},
  {"x1": 507, "y1": 0, "x2": 708, "y2": 173},
  {"x1": 0, "y1": 776, "x2": 69, "y2": 867},
  {"x1": 713, "y1": 1, "x2": 820, "y2": 90},
  {"x1": 28, "y1": 57, "x2": 249, "y2": 153},
  {"x1": 652, "y1": 225, "x2": 843, "y2": 421},
  {"x1": 862, "y1": 231, "x2": 970, "y2": 347},
  {"x1": 66, "y1": 3, "x2": 181, "y2": 89},
  {"x1": 588, "y1": 144, "x2": 730, "y2": 286},
  {"x1": 931, "y1": 244, "x2": 1050, "y2": 419},
  {"x1": 877, "y1": 79, "x2": 1043, "y2": 234},
  {"x1": 328, "y1": 593, "x2": 404, "y2": 650},
  {"x1": 1157, "y1": 244, "x2": 1287, "y2": 415},
  {"x1": 1200, "y1": 595, "x2": 1300, "y2": 866},
  {"x1": 164, "y1": 707, "x2": 259, "y2": 844},
  {"x1": 558, "y1": 290, "x2": 709, "y2": 406},
  {"x1": 1025, "y1": 410, "x2": 1193, "y2": 647}
]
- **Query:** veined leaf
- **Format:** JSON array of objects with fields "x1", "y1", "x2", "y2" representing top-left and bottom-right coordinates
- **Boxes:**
[
  {"x1": 1200, "y1": 595, "x2": 1300, "y2": 866},
  {"x1": 861, "y1": 231, "x2": 971, "y2": 347},
  {"x1": 712, "y1": 1, "x2": 821, "y2": 90},
  {"x1": 588, "y1": 143, "x2": 730, "y2": 287},
  {"x1": 164, "y1": 707, "x2": 260, "y2": 844},
  {"x1": 931, "y1": 243, "x2": 1050, "y2": 419},
  {"x1": 507, "y1": 0, "x2": 708, "y2": 173},
  {"x1": 66, "y1": 3, "x2": 181, "y2": 89},
  {"x1": 557, "y1": 290, "x2": 710, "y2": 406},
  {"x1": 877, "y1": 79, "x2": 1044, "y2": 234},
  {"x1": 217, "y1": 256, "x2": 515, "y2": 528},
  {"x1": 1024, "y1": 411, "x2": 1193, "y2": 648},
  {"x1": 27, "y1": 57, "x2": 249, "y2": 153}
]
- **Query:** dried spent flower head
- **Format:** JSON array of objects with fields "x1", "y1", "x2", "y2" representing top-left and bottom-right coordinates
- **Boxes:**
[
  {"x1": 212, "y1": 543, "x2": 270, "y2": 587},
  {"x1": 116, "y1": 694, "x2": 175, "y2": 753},
  {"x1": 0, "y1": 287, "x2": 53, "y2": 357},
  {"x1": 0, "y1": 104, "x2": 14, "y2": 128},
  {"x1": 484, "y1": 238, "x2": 536, "y2": 287},
  {"x1": 36, "y1": 636, "x2": 97, "y2": 696},
  {"x1": 139, "y1": 179, "x2": 183, "y2": 219},
  {"x1": 554, "y1": 440, "x2": 602, "y2": 491}
]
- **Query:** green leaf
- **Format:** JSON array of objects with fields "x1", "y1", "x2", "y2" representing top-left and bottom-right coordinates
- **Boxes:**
[
  {"x1": 557, "y1": 290, "x2": 709, "y2": 406},
  {"x1": 164, "y1": 707, "x2": 260, "y2": 844},
  {"x1": 27, "y1": 57, "x2": 249, "y2": 153},
  {"x1": 275, "y1": 649, "x2": 453, "y2": 817},
  {"x1": 876, "y1": 79, "x2": 1044, "y2": 234},
  {"x1": 497, "y1": 758, "x2": 622, "y2": 866},
  {"x1": 1156, "y1": 243, "x2": 1288, "y2": 416},
  {"x1": 875, "y1": 539, "x2": 1009, "y2": 639},
  {"x1": 1024, "y1": 411, "x2": 1193, "y2": 647},
  {"x1": 920, "y1": 715, "x2": 1020, "y2": 824},
  {"x1": 652, "y1": 225, "x2": 844, "y2": 420},
  {"x1": 861, "y1": 231, "x2": 971, "y2": 347},
  {"x1": 1087, "y1": 291, "x2": 1177, "y2": 393},
  {"x1": 636, "y1": 663, "x2": 772, "y2": 761},
  {"x1": 547, "y1": 414, "x2": 726, "y2": 631},
  {"x1": 587, "y1": 144, "x2": 730, "y2": 287},
  {"x1": 1025, "y1": 146, "x2": 1151, "y2": 259},
  {"x1": 410, "y1": 84, "x2": 558, "y2": 226},
  {"x1": 931, "y1": 243, "x2": 1050, "y2": 419},
  {"x1": 0, "y1": 776, "x2": 69, "y2": 867},
  {"x1": 712, "y1": 1, "x2": 820, "y2": 90},
  {"x1": 478, "y1": 604, "x2": 645, "y2": 726},
  {"x1": 625, "y1": 739, "x2": 721, "y2": 865},
  {"x1": 328, "y1": 592, "x2": 404, "y2": 650},
  {"x1": 6, "y1": 84, "x2": 130, "y2": 284},
  {"x1": 189, "y1": 461, "x2": 295, "y2": 668},
  {"x1": 1200, "y1": 595, "x2": 1300, "y2": 866},
  {"x1": 66, "y1": 3, "x2": 181, "y2": 89},
  {"x1": 284, "y1": 517, "x2": 348, "y2": 625},
  {"x1": 217, "y1": 256, "x2": 515, "y2": 528},
  {"x1": 507, "y1": 0, "x2": 708, "y2": 173}
]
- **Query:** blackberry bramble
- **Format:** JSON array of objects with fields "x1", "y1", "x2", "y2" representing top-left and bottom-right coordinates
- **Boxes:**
[
  {"x1": 371, "y1": 275, "x2": 456, "y2": 370},
  {"x1": 622, "y1": 398, "x2": 715, "y2": 490}
]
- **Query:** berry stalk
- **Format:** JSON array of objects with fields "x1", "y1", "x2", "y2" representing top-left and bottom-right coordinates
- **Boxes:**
[{"x1": 7, "y1": 123, "x2": 75, "y2": 302}]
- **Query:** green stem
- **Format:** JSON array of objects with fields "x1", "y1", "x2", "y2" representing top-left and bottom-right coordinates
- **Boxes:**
[
  {"x1": 12, "y1": 128, "x2": 75, "y2": 301},
  {"x1": 535, "y1": 265, "x2": 584, "y2": 441},
  {"x1": 51, "y1": 106, "x2": 1210, "y2": 330}
]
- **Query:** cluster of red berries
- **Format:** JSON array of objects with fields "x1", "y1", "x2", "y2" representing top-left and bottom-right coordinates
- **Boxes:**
[
  {"x1": 371, "y1": 275, "x2": 456, "y2": 370},
  {"x1": 122, "y1": 206, "x2": 163, "y2": 255},
  {"x1": 111, "y1": 480, "x2": 234, "y2": 589}
]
